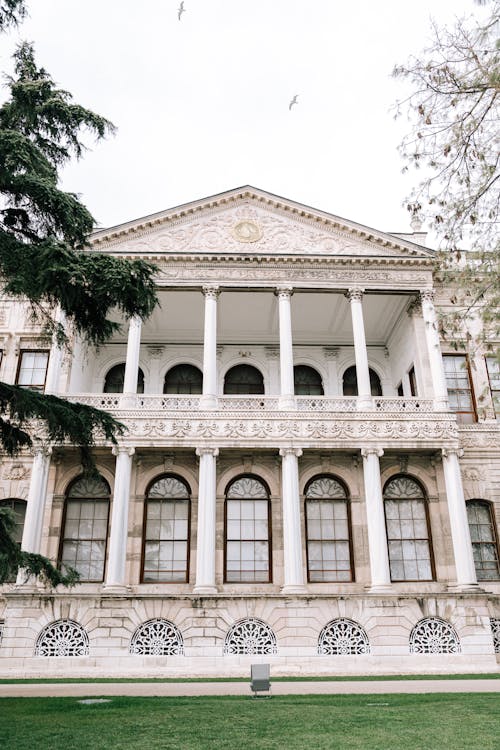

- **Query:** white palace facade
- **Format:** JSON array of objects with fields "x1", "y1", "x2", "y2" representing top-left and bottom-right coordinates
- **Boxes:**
[{"x1": 0, "y1": 186, "x2": 499, "y2": 676}]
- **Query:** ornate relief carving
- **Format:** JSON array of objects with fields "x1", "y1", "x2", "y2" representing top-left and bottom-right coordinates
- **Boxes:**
[
  {"x1": 3, "y1": 464, "x2": 28, "y2": 480},
  {"x1": 224, "y1": 618, "x2": 277, "y2": 655},
  {"x1": 35, "y1": 620, "x2": 89, "y2": 657},
  {"x1": 232, "y1": 220, "x2": 263, "y2": 243},
  {"x1": 129, "y1": 619, "x2": 184, "y2": 656},
  {"x1": 318, "y1": 618, "x2": 370, "y2": 655},
  {"x1": 409, "y1": 617, "x2": 460, "y2": 654}
]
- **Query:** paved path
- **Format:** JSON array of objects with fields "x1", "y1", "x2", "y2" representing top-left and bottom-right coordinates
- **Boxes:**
[{"x1": 1, "y1": 679, "x2": 499, "y2": 697}]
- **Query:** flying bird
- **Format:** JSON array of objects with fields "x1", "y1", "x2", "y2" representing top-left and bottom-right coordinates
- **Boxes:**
[
  {"x1": 178, "y1": 2, "x2": 186, "y2": 20},
  {"x1": 289, "y1": 94, "x2": 299, "y2": 111}
]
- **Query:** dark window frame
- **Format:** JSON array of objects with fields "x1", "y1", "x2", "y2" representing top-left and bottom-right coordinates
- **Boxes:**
[
  {"x1": 342, "y1": 365, "x2": 383, "y2": 397},
  {"x1": 103, "y1": 363, "x2": 145, "y2": 394},
  {"x1": 163, "y1": 364, "x2": 203, "y2": 394},
  {"x1": 294, "y1": 365, "x2": 324, "y2": 396},
  {"x1": 223, "y1": 365, "x2": 265, "y2": 395},
  {"x1": 15, "y1": 349, "x2": 50, "y2": 391},
  {"x1": 485, "y1": 356, "x2": 500, "y2": 419},
  {"x1": 466, "y1": 499, "x2": 500, "y2": 581},
  {"x1": 443, "y1": 354, "x2": 477, "y2": 423}
]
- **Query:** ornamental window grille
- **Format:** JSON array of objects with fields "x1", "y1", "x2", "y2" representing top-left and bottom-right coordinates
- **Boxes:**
[
  {"x1": 294, "y1": 365, "x2": 324, "y2": 396},
  {"x1": 164, "y1": 364, "x2": 203, "y2": 394},
  {"x1": 466, "y1": 500, "x2": 500, "y2": 581},
  {"x1": 490, "y1": 619, "x2": 500, "y2": 654},
  {"x1": 103, "y1": 363, "x2": 144, "y2": 394},
  {"x1": 130, "y1": 619, "x2": 184, "y2": 656},
  {"x1": 223, "y1": 365, "x2": 264, "y2": 395},
  {"x1": 443, "y1": 355, "x2": 476, "y2": 423},
  {"x1": 224, "y1": 618, "x2": 277, "y2": 655},
  {"x1": 383, "y1": 476, "x2": 434, "y2": 582},
  {"x1": 35, "y1": 619, "x2": 89, "y2": 657},
  {"x1": 318, "y1": 618, "x2": 370, "y2": 655},
  {"x1": 342, "y1": 365, "x2": 382, "y2": 397},
  {"x1": 305, "y1": 476, "x2": 353, "y2": 582},
  {"x1": 142, "y1": 475, "x2": 190, "y2": 582},
  {"x1": 59, "y1": 475, "x2": 111, "y2": 582},
  {"x1": 409, "y1": 617, "x2": 461, "y2": 654},
  {"x1": 225, "y1": 476, "x2": 271, "y2": 583}
]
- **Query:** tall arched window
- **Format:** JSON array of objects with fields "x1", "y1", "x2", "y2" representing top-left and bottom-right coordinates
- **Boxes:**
[
  {"x1": 0, "y1": 498, "x2": 27, "y2": 581},
  {"x1": 305, "y1": 476, "x2": 353, "y2": 582},
  {"x1": 342, "y1": 365, "x2": 382, "y2": 396},
  {"x1": 59, "y1": 475, "x2": 111, "y2": 582},
  {"x1": 294, "y1": 365, "x2": 324, "y2": 395},
  {"x1": 142, "y1": 475, "x2": 190, "y2": 582},
  {"x1": 383, "y1": 475, "x2": 434, "y2": 581},
  {"x1": 103, "y1": 363, "x2": 144, "y2": 394},
  {"x1": 225, "y1": 476, "x2": 271, "y2": 583},
  {"x1": 466, "y1": 500, "x2": 500, "y2": 580},
  {"x1": 223, "y1": 365, "x2": 264, "y2": 395},
  {"x1": 163, "y1": 364, "x2": 202, "y2": 394}
]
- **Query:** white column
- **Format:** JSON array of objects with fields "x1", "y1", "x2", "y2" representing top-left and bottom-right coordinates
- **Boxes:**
[
  {"x1": 442, "y1": 448, "x2": 479, "y2": 590},
  {"x1": 420, "y1": 290, "x2": 449, "y2": 410},
  {"x1": 201, "y1": 287, "x2": 219, "y2": 409},
  {"x1": 123, "y1": 315, "x2": 142, "y2": 395},
  {"x1": 194, "y1": 447, "x2": 219, "y2": 594},
  {"x1": 280, "y1": 447, "x2": 306, "y2": 593},
  {"x1": 361, "y1": 448, "x2": 392, "y2": 591},
  {"x1": 346, "y1": 288, "x2": 372, "y2": 410},
  {"x1": 45, "y1": 310, "x2": 66, "y2": 395},
  {"x1": 104, "y1": 446, "x2": 135, "y2": 590},
  {"x1": 16, "y1": 447, "x2": 52, "y2": 586},
  {"x1": 276, "y1": 287, "x2": 295, "y2": 409}
]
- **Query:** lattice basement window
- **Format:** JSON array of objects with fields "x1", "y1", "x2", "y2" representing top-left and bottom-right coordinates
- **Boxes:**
[
  {"x1": 318, "y1": 618, "x2": 370, "y2": 655},
  {"x1": 491, "y1": 618, "x2": 500, "y2": 654},
  {"x1": 409, "y1": 617, "x2": 460, "y2": 654},
  {"x1": 129, "y1": 619, "x2": 184, "y2": 656},
  {"x1": 35, "y1": 619, "x2": 89, "y2": 657},
  {"x1": 224, "y1": 617, "x2": 277, "y2": 655}
]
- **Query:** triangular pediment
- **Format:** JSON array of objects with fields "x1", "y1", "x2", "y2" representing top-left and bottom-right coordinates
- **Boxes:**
[{"x1": 91, "y1": 186, "x2": 434, "y2": 260}]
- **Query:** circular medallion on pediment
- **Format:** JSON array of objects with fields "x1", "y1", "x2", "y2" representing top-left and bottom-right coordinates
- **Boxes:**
[{"x1": 232, "y1": 219, "x2": 262, "y2": 243}]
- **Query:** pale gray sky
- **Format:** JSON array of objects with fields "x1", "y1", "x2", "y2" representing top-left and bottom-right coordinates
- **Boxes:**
[{"x1": 0, "y1": 0, "x2": 485, "y2": 235}]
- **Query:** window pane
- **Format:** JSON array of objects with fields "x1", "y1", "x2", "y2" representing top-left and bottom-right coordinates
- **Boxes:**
[{"x1": 305, "y1": 490, "x2": 352, "y2": 582}]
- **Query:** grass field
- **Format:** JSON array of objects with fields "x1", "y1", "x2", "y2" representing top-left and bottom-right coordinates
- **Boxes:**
[{"x1": 1, "y1": 693, "x2": 499, "y2": 750}]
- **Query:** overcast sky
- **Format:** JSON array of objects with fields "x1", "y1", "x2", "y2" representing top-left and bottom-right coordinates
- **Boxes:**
[{"x1": 0, "y1": 0, "x2": 485, "y2": 236}]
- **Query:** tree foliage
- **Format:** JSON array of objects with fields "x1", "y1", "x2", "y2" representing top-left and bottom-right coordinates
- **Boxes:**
[
  {"x1": 0, "y1": 0, "x2": 27, "y2": 30},
  {"x1": 393, "y1": 1, "x2": 499, "y2": 348}
]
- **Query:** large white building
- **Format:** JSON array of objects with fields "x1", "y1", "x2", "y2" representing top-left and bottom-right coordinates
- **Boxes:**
[{"x1": 0, "y1": 186, "x2": 499, "y2": 676}]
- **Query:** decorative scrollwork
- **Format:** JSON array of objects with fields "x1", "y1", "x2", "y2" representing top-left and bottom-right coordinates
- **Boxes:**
[
  {"x1": 491, "y1": 619, "x2": 500, "y2": 654},
  {"x1": 35, "y1": 619, "x2": 89, "y2": 657},
  {"x1": 318, "y1": 618, "x2": 370, "y2": 655},
  {"x1": 130, "y1": 619, "x2": 184, "y2": 656},
  {"x1": 227, "y1": 477, "x2": 268, "y2": 499},
  {"x1": 224, "y1": 618, "x2": 277, "y2": 655},
  {"x1": 409, "y1": 617, "x2": 460, "y2": 654}
]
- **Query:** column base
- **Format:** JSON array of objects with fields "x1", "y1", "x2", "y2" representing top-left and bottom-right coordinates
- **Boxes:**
[
  {"x1": 280, "y1": 584, "x2": 307, "y2": 595},
  {"x1": 278, "y1": 396, "x2": 296, "y2": 410},
  {"x1": 199, "y1": 395, "x2": 218, "y2": 410},
  {"x1": 366, "y1": 584, "x2": 393, "y2": 594},
  {"x1": 101, "y1": 584, "x2": 131, "y2": 596},
  {"x1": 447, "y1": 582, "x2": 484, "y2": 594},
  {"x1": 193, "y1": 585, "x2": 218, "y2": 595},
  {"x1": 357, "y1": 397, "x2": 374, "y2": 411}
]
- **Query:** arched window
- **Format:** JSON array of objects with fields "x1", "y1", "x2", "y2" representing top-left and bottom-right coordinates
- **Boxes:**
[
  {"x1": 294, "y1": 365, "x2": 324, "y2": 395},
  {"x1": 35, "y1": 619, "x2": 89, "y2": 657},
  {"x1": 223, "y1": 365, "x2": 264, "y2": 395},
  {"x1": 224, "y1": 618, "x2": 277, "y2": 655},
  {"x1": 225, "y1": 476, "x2": 271, "y2": 583},
  {"x1": 59, "y1": 475, "x2": 111, "y2": 582},
  {"x1": 142, "y1": 475, "x2": 190, "y2": 582},
  {"x1": 305, "y1": 476, "x2": 353, "y2": 582},
  {"x1": 383, "y1": 475, "x2": 434, "y2": 581},
  {"x1": 163, "y1": 364, "x2": 202, "y2": 394},
  {"x1": 318, "y1": 618, "x2": 370, "y2": 655},
  {"x1": 342, "y1": 365, "x2": 382, "y2": 396},
  {"x1": 466, "y1": 500, "x2": 500, "y2": 580},
  {"x1": 409, "y1": 617, "x2": 460, "y2": 654},
  {"x1": 130, "y1": 619, "x2": 184, "y2": 655},
  {"x1": 103, "y1": 363, "x2": 144, "y2": 394},
  {"x1": 0, "y1": 498, "x2": 27, "y2": 582}
]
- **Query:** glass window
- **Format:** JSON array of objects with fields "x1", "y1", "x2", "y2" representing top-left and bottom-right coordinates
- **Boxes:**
[
  {"x1": 305, "y1": 476, "x2": 353, "y2": 582},
  {"x1": 59, "y1": 476, "x2": 110, "y2": 582},
  {"x1": 466, "y1": 500, "x2": 500, "y2": 581},
  {"x1": 485, "y1": 357, "x2": 500, "y2": 419},
  {"x1": 16, "y1": 351, "x2": 49, "y2": 391},
  {"x1": 164, "y1": 364, "x2": 202, "y2": 394},
  {"x1": 225, "y1": 476, "x2": 270, "y2": 583},
  {"x1": 443, "y1": 355, "x2": 476, "y2": 423},
  {"x1": 294, "y1": 365, "x2": 324, "y2": 395},
  {"x1": 142, "y1": 475, "x2": 190, "y2": 582},
  {"x1": 342, "y1": 366, "x2": 382, "y2": 396},
  {"x1": 0, "y1": 499, "x2": 27, "y2": 582},
  {"x1": 103, "y1": 364, "x2": 144, "y2": 394},
  {"x1": 223, "y1": 365, "x2": 264, "y2": 395},
  {"x1": 383, "y1": 476, "x2": 434, "y2": 581},
  {"x1": 408, "y1": 366, "x2": 418, "y2": 396}
]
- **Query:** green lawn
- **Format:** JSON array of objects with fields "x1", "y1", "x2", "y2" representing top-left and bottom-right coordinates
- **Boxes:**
[{"x1": 1, "y1": 694, "x2": 499, "y2": 750}]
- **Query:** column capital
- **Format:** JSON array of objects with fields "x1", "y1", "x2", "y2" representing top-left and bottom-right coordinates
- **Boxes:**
[
  {"x1": 442, "y1": 447, "x2": 464, "y2": 459},
  {"x1": 420, "y1": 289, "x2": 435, "y2": 304},
  {"x1": 30, "y1": 445, "x2": 52, "y2": 459},
  {"x1": 323, "y1": 346, "x2": 340, "y2": 360},
  {"x1": 196, "y1": 447, "x2": 219, "y2": 458},
  {"x1": 361, "y1": 447, "x2": 384, "y2": 459},
  {"x1": 345, "y1": 287, "x2": 364, "y2": 302},
  {"x1": 202, "y1": 286, "x2": 220, "y2": 300},
  {"x1": 275, "y1": 286, "x2": 294, "y2": 299},
  {"x1": 112, "y1": 445, "x2": 135, "y2": 458},
  {"x1": 406, "y1": 296, "x2": 423, "y2": 318},
  {"x1": 279, "y1": 447, "x2": 303, "y2": 458}
]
